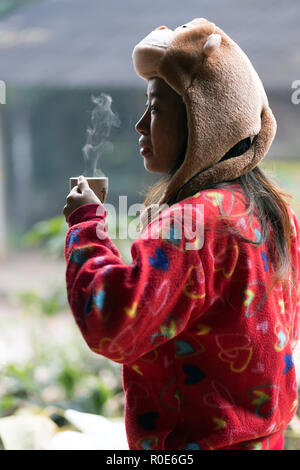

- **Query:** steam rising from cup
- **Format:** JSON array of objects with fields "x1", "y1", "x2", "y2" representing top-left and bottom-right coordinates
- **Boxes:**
[
  {"x1": 69, "y1": 93, "x2": 121, "y2": 204},
  {"x1": 82, "y1": 93, "x2": 121, "y2": 177}
]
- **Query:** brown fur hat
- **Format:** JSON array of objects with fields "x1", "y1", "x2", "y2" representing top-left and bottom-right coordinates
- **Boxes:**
[{"x1": 132, "y1": 18, "x2": 277, "y2": 208}]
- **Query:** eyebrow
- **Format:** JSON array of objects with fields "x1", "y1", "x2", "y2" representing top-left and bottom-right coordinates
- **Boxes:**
[{"x1": 145, "y1": 92, "x2": 163, "y2": 100}]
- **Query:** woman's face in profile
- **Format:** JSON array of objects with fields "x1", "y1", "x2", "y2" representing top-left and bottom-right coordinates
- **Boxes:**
[{"x1": 135, "y1": 77, "x2": 188, "y2": 174}]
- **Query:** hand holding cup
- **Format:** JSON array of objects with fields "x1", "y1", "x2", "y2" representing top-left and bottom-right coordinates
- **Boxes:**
[{"x1": 63, "y1": 175, "x2": 108, "y2": 221}]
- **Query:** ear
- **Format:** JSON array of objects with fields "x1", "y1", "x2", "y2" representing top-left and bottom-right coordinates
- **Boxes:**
[
  {"x1": 203, "y1": 33, "x2": 221, "y2": 57},
  {"x1": 155, "y1": 25, "x2": 168, "y2": 31}
]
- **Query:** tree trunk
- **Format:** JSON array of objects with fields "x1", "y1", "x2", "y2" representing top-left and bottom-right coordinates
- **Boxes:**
[
  {"x1": 11, "y1": 89, "x2": 33, "y2": 233},
  {"x1": 0, "y1": 110, "x2": 7, "y2": 257}
]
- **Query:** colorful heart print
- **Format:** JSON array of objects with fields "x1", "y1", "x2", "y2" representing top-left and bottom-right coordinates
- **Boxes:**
[
  {"x1": 216, "y1": 334, "x2": 253, "y2": 373},
  {"x1": 151, "y1": 315, "x2": 183, "y2": 346},
  {"x1": 204, "y1": 190, "x2": 235, "y2": 216},
  {"x1": 248, "y1": 384, "x2": 280, "y2": 418},
  {"x1": 274, "y1": 322, "x2": 290, "y2": 352},
  {"x1": 256, "y1": 321, "x2": 269, "y2": 334},
  {"x1": 124, "y1": 301, "x2": 138, "y2": 319},
  {"x1": 92, "y1": 286, "x2": 110, "y2": 321},
  {"x1": 148, "y1": 247, "x2": 169, "y2": 270},
  {"x1": 212, "y1": 242, "x2": 239, "y2": 279},
  {"x1": 203, "y1": 380, "x2": 236, "y2": 409},
  {"x1": 261, "y1": 252, "x2": 268, "y2": 271},
  {"x1": 183, "y1": 364, "x2": 205, "y2": 385},
  {"x1": 140, "y1": 349, "x2": 159, "y2": 363},
  {"x1": 92, "y1": 323, "x2": 137, "y2": 361},
  {"x1": 182, "y1": 264, "x2": 206, "y2": 300},
  {"x1": 185, "y1": 442, "x2": 202, "y2": 450},
  {"x1": 92, "y1": 336, "x2": 125, "y2": 362},
  {"x1": 241, "y1": 281, "x2": 267, "y2": 318},
  {"x1": 144, "y1": 279, "x2": 170, "y2": 317},
  {"x1": 83, "y1": 294, "x2": 93, "y2": 316},
  {"x1": 204, "y1": 191, "x2": 224, "y2": 208},
  {"x1": 283, "y1": 353, "x2": 294, "y2": 374},
  {"x1": 94, "y1": 288, "x2": 106, "y2": 310},
  {"x1": 137, "y1": 411, "x2": 159, "y2": 430},
  {"x1": 212, "y1": 417, "x2": 227, "y2": 431},
  {"x1": 245, "y1": 441, "x2": 263, "y2": 450},
  {"x1": 70, "y1": 245, "x2": 93, "y2": 265},
  {"x1": 218, "y1": 347, "x2": 253, "y2": 373},
  {"x1": 137, "y1": 436, "x2": 158, "y2": 450},
  {"x1": 195, "y1": 323, "x2": 212, "y2": 335},
  {"x1": 67, "y1": 227, "x2": 81, "y2": 247},
  {"x1": 158, "y1": 376, "x2": 179, "y2": 411},
  {"x1": 175, "y1": 340, "x2": 194, "y2": 356},
  {"x1": 254, "y1": 228, "x2": 262, "y2": 243},
  {"x1": 174, "y1": 335, "x2": 205, "y2": 359}
]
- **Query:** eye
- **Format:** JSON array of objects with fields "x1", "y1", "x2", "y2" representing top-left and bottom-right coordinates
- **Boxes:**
[{"x1": 144, "y1": 103, "x2": 158, "y2": 113}]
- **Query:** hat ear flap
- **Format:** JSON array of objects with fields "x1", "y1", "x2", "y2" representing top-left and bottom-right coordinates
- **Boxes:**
[
  {"x1": 242, "y1": 105, "x2": 277, "y2": 169},
  {"x1": 202, "y1": 33, "x2": 221, "y2": 57},
  {"x1": 160, "y1": 105, "x2": 277, "y2": 205}
]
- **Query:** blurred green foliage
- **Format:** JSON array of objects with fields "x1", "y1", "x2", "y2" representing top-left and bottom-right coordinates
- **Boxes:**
[
  {"x1": 0, "y1": 322, "x2": 123, "y2": 419},
  {"x1": 22, "y1": 215, "x2": 67, "y2": 258},
  {"x1": 13, "y1": 287, "x2": 67, "y2": 316},
  {"x1": 0, "y1": 210, "x2": 129, "y2": 440}
]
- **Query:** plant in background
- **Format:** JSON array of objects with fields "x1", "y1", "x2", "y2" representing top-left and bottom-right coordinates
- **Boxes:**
[{"x1": 22, "y1": 215, "x2": 67, "y2": 259}]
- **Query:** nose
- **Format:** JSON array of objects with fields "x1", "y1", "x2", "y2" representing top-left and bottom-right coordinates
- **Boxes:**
[{"x1": 135, "y1": 109, "x2": 150, "y2": 135}]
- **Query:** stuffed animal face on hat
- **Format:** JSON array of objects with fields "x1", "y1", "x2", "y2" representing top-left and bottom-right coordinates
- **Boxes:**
[{"x1": 132, "y1": 18, "x2": 277, "y2": 205}]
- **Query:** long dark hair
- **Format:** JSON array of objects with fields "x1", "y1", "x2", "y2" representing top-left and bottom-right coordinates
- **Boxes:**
[{"x1": 138, "y1": 137, "x2": 293, "y2": 285}]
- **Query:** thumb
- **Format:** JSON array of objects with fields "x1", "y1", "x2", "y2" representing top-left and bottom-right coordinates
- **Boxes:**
[{"x1": 77, "y1": 175, "x2": 90, "y2": 192}]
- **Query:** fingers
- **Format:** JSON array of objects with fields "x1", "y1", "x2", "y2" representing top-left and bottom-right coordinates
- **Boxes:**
[
  {"x1": 77, "y1": 175, "x2": 90, "y2": 192},
  {"x1": 67, "y1": 176, "x2": 88, "y2": 200},
  {"x1": 66, "y1": 186, "x2": 79, "y2": 202},
  {"x1": 62, "y1": 203, "x2": 69, "y2": 219}
]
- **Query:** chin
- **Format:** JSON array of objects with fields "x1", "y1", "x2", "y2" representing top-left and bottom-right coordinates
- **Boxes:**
[{"x1": 144, "y1": 161, "x2": 169, "y2": 174}]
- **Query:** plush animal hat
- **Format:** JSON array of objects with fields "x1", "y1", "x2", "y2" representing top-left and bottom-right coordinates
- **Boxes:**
[{"x1": 132, "y1": 18, "x2": 277, "y2": 220}]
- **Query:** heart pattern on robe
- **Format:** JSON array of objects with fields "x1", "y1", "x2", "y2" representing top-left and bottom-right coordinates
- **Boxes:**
[
  {"x1": 216, "y1": 334, "x2": 253, "y2": 373},
  {"x1": 182, "y1": 264, "x2": 206, "y2": 300},
  {"x1": 137, "y1": 436, "x2": 158, "y2": 450},
  {"x1": 148, "y1": 248, "x2": 169, "y2": 270},
  {"x1": 183, "y1": 364, "x2": 205, "y2": 385},
  {"x1": 248, "y1": 384, "x2": 280, "y2": 418},
  {"x1": 203, "y1": 380, "x2": 236, "y2": 409},
  {"x1": 137, "y1": 411, "x2": 159, "y2": 430}
]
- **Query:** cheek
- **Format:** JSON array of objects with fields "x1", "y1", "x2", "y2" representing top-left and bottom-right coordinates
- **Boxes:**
[{"x1": 152, "y1": 118, "x2": 177, "y2": 150}]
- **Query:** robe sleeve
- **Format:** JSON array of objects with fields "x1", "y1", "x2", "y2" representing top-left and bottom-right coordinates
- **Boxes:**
[{"x1": 64, "y1": 202, "x2": 206, "y2": 364}]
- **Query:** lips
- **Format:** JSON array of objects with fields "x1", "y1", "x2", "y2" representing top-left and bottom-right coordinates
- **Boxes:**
[
  {"x1": 139, "y1": 138, "x2": 152, "y2": 156},
  {"x1": 140, "y1": 147, "x2": 152, "y2": 156}
]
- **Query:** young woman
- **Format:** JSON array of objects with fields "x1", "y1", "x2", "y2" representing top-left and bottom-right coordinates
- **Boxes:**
[{"x1": 63, "y1": 18, "x2": 300, "y2": 450}]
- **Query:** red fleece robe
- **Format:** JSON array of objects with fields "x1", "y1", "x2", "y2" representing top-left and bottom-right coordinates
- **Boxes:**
[{"x1": 64, "y1": 182, "x2": 300, "y2": 450}]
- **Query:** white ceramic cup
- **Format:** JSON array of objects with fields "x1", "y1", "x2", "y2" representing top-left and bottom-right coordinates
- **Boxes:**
[{"x1": 69, "y1": 176, "x2": 108, "y2": 203}]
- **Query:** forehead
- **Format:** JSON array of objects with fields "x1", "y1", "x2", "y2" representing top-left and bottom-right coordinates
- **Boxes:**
[{"x1": 147, "y1": 77, "x2": 173, "y2": 99}]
